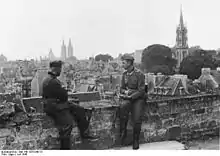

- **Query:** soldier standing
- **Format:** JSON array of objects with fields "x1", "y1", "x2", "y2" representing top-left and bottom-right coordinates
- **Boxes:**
[
  {"x1": 119, "y1": 54, "x2": 146, "y2": 150},
  {"x1": 42, "y1": 61, "x2": 96, "y2": 150}
]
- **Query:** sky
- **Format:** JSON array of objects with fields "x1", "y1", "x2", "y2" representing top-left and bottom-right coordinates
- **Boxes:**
[{"x1": 0, "y1": 0, "x2": 219, "y2": 61}]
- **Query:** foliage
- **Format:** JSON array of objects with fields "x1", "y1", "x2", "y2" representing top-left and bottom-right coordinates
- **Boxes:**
[
  {"x1": 179, "y1": 49, "x2": 216, "y2": 80},
  {"x1": 150, "y1": 65, "x2": 170, "y2": 75},
  {"x1": 141, "y1": 44, "x2": 177, "y2": 74},
  {"x1": 95, "y1": 54, "x2": 113, "y2": 62}
]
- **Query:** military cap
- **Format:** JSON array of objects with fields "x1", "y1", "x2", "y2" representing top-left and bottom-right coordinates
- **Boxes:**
[
  {"x1": 121, "y1": 54, "x2": 134, "y2": 61},
  {"x1": 49, "y1": 60, "x2": 63, "y2": 68}
]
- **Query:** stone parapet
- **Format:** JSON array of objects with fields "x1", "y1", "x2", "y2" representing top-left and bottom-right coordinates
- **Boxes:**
[{"x1": 0, "y1": 93, "x2": 219, "y2": 149}]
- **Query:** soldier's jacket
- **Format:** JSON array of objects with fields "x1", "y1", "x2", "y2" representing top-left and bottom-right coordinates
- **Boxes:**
[
  {"x1": 42, "y1": 72, "x2": 73, "y2": 126},
  {"x1": 120, "y1": 67, "x2": 145, "y2": 100},
  {"x1": 42, "y1": 72, "x2": 70, "y2": 112}
]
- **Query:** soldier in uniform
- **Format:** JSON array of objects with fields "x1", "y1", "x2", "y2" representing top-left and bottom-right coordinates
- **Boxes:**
[
  {"x1": 119, "y1": 54, "x2": 146, "y2": 150},
  {"x1": 42, "y1": 61, "x2": 96, "y2": 150}
]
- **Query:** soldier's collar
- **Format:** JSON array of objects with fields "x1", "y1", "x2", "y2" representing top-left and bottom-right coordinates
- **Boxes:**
[
  {"x1": 125, "y1": 66, "x2": 135, "y2": 75},
  {"x1": 48, "y1": 71, "x2": 57, "y2": 78}
]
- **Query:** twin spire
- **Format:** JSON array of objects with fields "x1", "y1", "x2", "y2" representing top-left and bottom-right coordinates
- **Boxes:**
[{"x1": 61, "y1": 38, "x2": 73, "y2": 60}]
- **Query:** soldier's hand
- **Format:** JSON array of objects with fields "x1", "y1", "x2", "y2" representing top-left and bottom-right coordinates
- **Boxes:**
[
  {"x1": 119, "y1": 94, "x2": 131, "y2": 100},
  {"x1": 124, "y1": 95, "x2": 132, "y2": 100}
]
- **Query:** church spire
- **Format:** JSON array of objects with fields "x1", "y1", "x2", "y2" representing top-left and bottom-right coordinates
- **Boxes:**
[
  {"x1": 179, "y1": 5, "x2": 184, "y2": 28},
  {"x1": 69, "y1": 38, "x2": 72, "y2": 45},
  {"x1": 68, "y1": 38, "x2": 73, "y2": 58}
]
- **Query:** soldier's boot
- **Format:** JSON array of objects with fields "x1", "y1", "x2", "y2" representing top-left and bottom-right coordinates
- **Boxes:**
[
  {"x1": 132, "y1": 126, "x2": 141, "y2": 150},
  {"x1": 119, "y1": 119, "x2": 128, "y2": 146},
  {"x1": 60, "y1": 137, "x2": 71, "y2": 150}
]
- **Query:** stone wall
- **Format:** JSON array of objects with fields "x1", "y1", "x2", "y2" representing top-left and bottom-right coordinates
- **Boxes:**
[
  {"x1": 142, "y1": 94, "x2": 220, "y2": 143},
  {"x1": 0, "y1": 93, "x2": 219, "y2": 150}
]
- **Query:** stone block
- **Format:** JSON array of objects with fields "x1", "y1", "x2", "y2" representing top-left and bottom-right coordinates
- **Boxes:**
[
  {"x1": 214, "y1": 127, "x2": 219, "y2": 136},
  {"x1": 200, "y1": 121, "x2": 208, "y2": 129},
  {"x1": 158, "y1": 102, "x2": 170, "y2": 114},
  {"x1": 40, "y1": 128, "x2": 59, "y2": 139},
  {"x1": 162, "y1": 118, "x2": 174, "y2": 128},
  {"x1": 22, "y1": 97, "x2": 44, "y2": 113},
  {"x1": 5, "y1": 135, "x2": 15, "y2": 146},
  {"x1": 189, "y1": 123, "x2": 200, "y2": 131},
  {"x1": 0, "y1": 128, "x2": 14, "y2": 138},
  {"x1": 166, "y1": 126, "x2": 181, "y2": 140},
  {"x1": 0, "y1": 102, "x2": 15, "y2": 120},
  {"x1": 213, "y1": 105, "x2": 220, "y2": 112},
  {"x1": 22, "y1": 140, "x2": 37, "y2": 150},
  {"x1": 206, "y1": 107, "x2": 214, "y2": 114},
  {"x1": 191, "y1": 130, "x2": 201, "y2": 139},
  {"x1": 68, "y1": 91, "x2": 101, "y2": 102},
  {"x1": 157, "y1": 128, "x2": 167, "y2": 139},
  {"x1": 148, "y1": 113, "x2": 161, "y2": 125},
  {"x1": 89, "y1": 109, "x2": 116, "y2": 133},
  {"x1": 181, "y1": 126, "x2": 191, "y2": 133},
  {"x1": 212, "y1": 110, "x2": 220, "y2": 119},
  {"x1": 193, "y1": 108, "x2": 205, "y2": 115},
  {"x1": 0, "y1": 93, "x2": 16, "y2": 103},
  {"x1": 2, "y1": 142, "x2": 23, "y2": 150},
  {"x1": 16, "y1": 121, "x2": 42, "y2": 141},
  {"x1": 207, "y1": 120, "x2": 217, "y2": 128},
  {"x1": 160, "y1": 113, "x2": 170, "y2": 120}
]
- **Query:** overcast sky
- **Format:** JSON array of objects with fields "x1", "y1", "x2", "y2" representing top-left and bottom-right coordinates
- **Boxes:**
[{"x1": 0, "y1": 0, "x2": 219, "y2": 60}]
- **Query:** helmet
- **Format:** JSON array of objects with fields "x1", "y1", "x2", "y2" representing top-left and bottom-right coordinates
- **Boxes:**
[{"x1": 121, "y1": 54, "x2": 134, "y2": 61}]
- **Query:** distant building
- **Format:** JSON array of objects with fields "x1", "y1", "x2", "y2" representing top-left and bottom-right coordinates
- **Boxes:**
[
  {"x1": 146, "y1": 73, "x2": 189, "y2": 97},
  {"x1": 134, "y1": 49, "x2": 143, "y2": 64},
  {"x1": 0, "y1": 54, "x2": 7, "y2": 64},
  {"x1": 31, "y1": 68, "x2": 48, "y2": 97},
  {"x1": 174, "y1": 7, "x2": 189, "y2": 68},
  {"x1": 68, "y1": 39, "x2": 73, "y2": 58},
  {"x1": 48, "y1": 49, "x2": 56, "y2": 61},
  {"x1": 61, "y1": 40, "x2": 67, "y2": 61}
]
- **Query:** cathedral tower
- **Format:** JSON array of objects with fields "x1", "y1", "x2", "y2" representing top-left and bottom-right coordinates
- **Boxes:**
[
  {"x1": 61, "y1": 40, "x2": 67, "y2": 61},
  {"x1": 175, "y1": 6, "x2": 188, "y2": 68},
  {"x1": 68, "y1": 38, "x2": 73, "y2": 58},
  {"x1": 48, "y1": 48, "x2": 55, "y2": 61}
]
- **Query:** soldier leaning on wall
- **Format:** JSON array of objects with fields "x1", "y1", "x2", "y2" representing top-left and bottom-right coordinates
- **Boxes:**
[
  {"x1": 42, "y1": 60, "x2": 97, "y2": 150},
  {"x1": 119, "y1": 54, "x2": 146, "y2": 150}
]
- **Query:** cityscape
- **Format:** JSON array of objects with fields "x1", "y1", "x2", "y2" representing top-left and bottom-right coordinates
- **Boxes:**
[{"x1": 0, "y1": 0, "x2": 219, "y2": 151}]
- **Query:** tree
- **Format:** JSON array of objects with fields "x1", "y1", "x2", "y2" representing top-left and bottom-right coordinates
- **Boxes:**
[
  {"x1": 179, "y1": 49, "x2": 216, "y2": 80},
  {"x1": 95, "y1": 54, "x2": 113, "y2": 62},
  {"x1": 141, "y1": 44, "x2": 177, "y2": 74},
  {"x1": 150, "y1": 65, "x2": 170, "y2": 75},
  {"x1": 188, "y1": 46, "x2": 202, "y2": 56}
]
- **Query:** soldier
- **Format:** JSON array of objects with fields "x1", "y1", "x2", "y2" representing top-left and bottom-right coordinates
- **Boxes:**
[
  {"x1": 42, "y1": 61, "x2": 96, "y2": 150},
  {"x1": 119, "y1": 54, "x2": 146, "y2": 150}
]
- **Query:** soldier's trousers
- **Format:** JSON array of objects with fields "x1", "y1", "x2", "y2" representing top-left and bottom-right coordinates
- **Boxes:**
[
  {"x1": 48, "y1": 104, "x2": 90, "y2": 149},
  {"x1": 119, "y1": 99, "x2": 145, "y2": 138}
]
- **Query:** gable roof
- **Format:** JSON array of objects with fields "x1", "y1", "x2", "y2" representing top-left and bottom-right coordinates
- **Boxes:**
[{"x1": 153, "y1": 76, "x2": 189, "y2": 96}]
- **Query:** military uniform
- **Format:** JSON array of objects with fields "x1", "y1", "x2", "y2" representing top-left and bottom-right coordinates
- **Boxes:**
[
  {"x1": 42, "y1": 61, "x2": 90, "y2": 150},
  {"x1": 119, "y1": 54, "x2": 146, "y2": 149}
]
